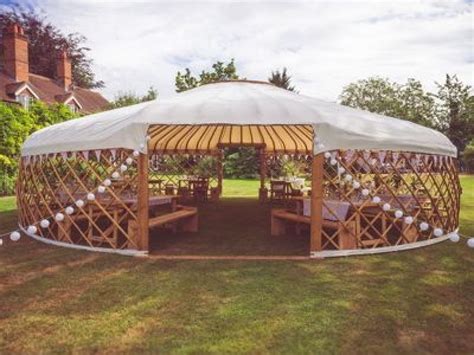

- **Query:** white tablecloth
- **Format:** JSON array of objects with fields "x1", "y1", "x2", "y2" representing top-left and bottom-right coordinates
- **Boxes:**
[{"x1": 303, "y1": 199, "x2": 351, "y2": 221}]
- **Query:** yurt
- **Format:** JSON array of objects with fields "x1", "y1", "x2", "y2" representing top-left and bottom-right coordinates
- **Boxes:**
[{"x1": 18, "y1": 80, "x2": 461, "y2": 257}]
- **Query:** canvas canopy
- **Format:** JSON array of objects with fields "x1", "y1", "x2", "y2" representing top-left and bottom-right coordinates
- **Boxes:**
[{"x1": 21, "y1": 80, "x2": 457, "y2": 157}]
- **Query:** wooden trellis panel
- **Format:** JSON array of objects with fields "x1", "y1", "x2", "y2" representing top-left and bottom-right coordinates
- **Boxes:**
[
  {"x1": 319, "y1": 150, "x2": 460, "y2": 250},
  {"x1": 17, "y1": 149, "x2": 141, "y2": 250}
]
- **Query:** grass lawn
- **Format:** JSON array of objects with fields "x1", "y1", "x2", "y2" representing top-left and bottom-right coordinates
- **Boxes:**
[{"x1": 0, "y1": 177, "x2": 473, "y2": 353}]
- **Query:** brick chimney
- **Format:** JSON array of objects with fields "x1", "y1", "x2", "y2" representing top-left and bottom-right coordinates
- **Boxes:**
[
  {"x1": 56, "y1": 50, "x2": 72, "y2": 90},
  {"x1": 2, "y1": 23, "x2": 29, "y2": 82}
]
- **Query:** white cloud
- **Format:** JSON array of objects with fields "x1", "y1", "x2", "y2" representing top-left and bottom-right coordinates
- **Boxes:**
[{"x1": 19, "y1": 0, "x2": 473, "y2": 101}]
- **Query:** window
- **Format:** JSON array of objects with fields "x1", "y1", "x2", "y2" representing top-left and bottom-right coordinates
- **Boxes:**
[
  {"x1": 68, "y1": 103, "x2": 78, "y2": 113},
  {"x1": 16, "y1": 95, "x2": 32, "y2": 109}
]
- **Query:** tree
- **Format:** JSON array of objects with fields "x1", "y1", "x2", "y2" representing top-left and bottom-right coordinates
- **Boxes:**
[
  {"x1": 0, "y1": 8, "x2": 104, "y2": 89},
  {"x1": 109, "y1": 86, "x2": 158, "y2": 109},
  {"x1": 175, "y1": 59, "x2": 239, "y2": 92},
  {"x1": 463, "y1": 140, "x2": 474, "y2": 173},
  {"x1": 339, "y1": 77, "x2": 436, "y2": 127},
  {"x1": 0, "y1": 101, "x2": 77, "y2": 195},
  {"x1": 268, "y1": 68, "x2": 296, "y2": 92},
  {"x1": 433, "y1": 74, "x2": 474, "y2": 156}
]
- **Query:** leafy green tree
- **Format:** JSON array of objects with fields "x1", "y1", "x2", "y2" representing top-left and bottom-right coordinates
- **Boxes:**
[
  {"x1": 223, "y1": 147, "x2": 259, "y2": 179},
  {"x1": 268, "y1": 68, "x2": 296, "y2": 92},
  {"x1": 175, "y1": 59, "x2": 239, "y2": 92},
  {"x1": 463, "y1": 140, "x2": 474, "y2": 173},
  {"x1": 433, "y1": 74, "x2": 474, "y2": 155},
  {"x1": 0, "y1": 101, "x2": 77, "y2": 195},
  {"x1": 340, "y1": 77, "x2": 436, "y2": 127},
  {"x1": 0, "y1": 8, "x2": 104, "y2": 89},
  {"x1": 109, "y1": 86, "x2": 158, "y2": 109}
]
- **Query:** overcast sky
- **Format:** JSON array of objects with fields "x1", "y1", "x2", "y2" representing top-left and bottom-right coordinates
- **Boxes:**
[{"x1": 3, "y1": 0, "x2": 473, "y2": 100}]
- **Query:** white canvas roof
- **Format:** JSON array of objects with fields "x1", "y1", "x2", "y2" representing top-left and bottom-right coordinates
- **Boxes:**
[{"x1": 21, "y1": 81, "x2": 457, "y2": 157}]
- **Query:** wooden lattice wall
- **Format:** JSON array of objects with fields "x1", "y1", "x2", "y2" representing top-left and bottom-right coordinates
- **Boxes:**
[
  {"x1": 318, "y1": 150, "x2": 461, "y2": 250},
  {"x1": 17, "y1": 149, "x2": 141, "y2": 250}
]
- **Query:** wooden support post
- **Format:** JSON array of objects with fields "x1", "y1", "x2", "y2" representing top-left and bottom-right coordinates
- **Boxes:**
[
  {"x1": 310, "y1": 153, "x2": 324, "y2": 253},
  {"x1": 217, "y1": 150, "x2": 223, "y2": 195},
  {"x1": 137, "y1": 152, "x2": 149, "y2": 251},
  {"x1": 259, "y1": 149, "x2": 268, "y2": 202}
]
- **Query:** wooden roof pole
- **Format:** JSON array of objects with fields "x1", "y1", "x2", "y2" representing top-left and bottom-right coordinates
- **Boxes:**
[
  {"x1": 259, "y1": 148, "x2": 268, "y2": 202},
  {"x1": 217, "y1": 150, "x2": 223, "y2": 195},
  {"x1": 310, "y1": 153, "x2": 324, "y2": 253},
  {"x1": 137, "y1": 152, "x2": 149, "y2": 251}
]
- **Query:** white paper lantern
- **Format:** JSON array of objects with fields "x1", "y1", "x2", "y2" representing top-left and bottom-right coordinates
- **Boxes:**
[
  {"x1": 10, "y1": 231, "x2": 21, "y2": 241},
  {"x1": 337, "y1": 167, "x2": 345, "y2": 174},
  {"x1": 120, "y1": 164, "x2": 128, "y2": 172},
  {"x1": 65, "y1": 206, "x2": 75, "y2": 215},
  {"x1": 112, "y1": 171, "x2": 120, "y2": 179},
  {"x1": 87, "y1": 193, "x2": 95, "y2": 201},
  {"x1": 330, "y1": 158, "x2": 337, "y2": 166},
  {"x1": 324, "y1": 152, "x2": 331, "y2": 159},
  {"x1": 40, "y1": 219, "x2": 50, "y2": 229},
  {"x1": 125, "y1": 157, "x2": 133, "y2": 165},
  {"x1": 448, "y1": 232, "x2": 460, "y2": 243},
  {"x1": 132, "y1": 150, "x2": 140, "y2": 157},
  {"x1": 404, "y1": 216, "x2": 414, "y2": 225},
  {"x1": 420, "y1": 222, "x2": 429, "y2": 231},
  {"x1": 27, "y1": 225, "x2": 37, "y2": 234},
  {"x1": 352, "y1": 181, "x2": 360, "y2": 189},
  {"x1": 98, "y1": 185, "x2": 106, "y2": 194},
  {"x1": 55, "y1": 213, "x2": 65, "y2": 222},
  {"x1": 394, "y1": 210, "x2": 403, "y2": 219},
  {"x1": 75, "y1": 199, "x2": 85, "y2": 208},
  {"x1": 433, "y1": 228, "x2": 443, "y2": 237},
  {"x1": 382, "y1": 203, "x2": 391, "y2": 211},
  {"x1": 362, "y1": 188, "x2": 370, "y2": 196},
  {"x1": 467, "y1": 238, "x2": 474, "y2": 248},
  {"x1": 372, "y1": 196, "x2": 381, "y2": 204}
]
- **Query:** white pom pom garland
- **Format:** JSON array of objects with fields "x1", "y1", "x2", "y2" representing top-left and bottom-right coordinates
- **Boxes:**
[
  {"x1": 0, "y1": 239, "x2": 3, "y2": 246},
  {"x1": 75, "y1": 199, "x2": 85, "y2": 208},
  {"x1": 111, "y1": 172, "x2": 120, "y2": 179},
  {"x1": 120, "y1": 164, "x2": 128, "y2": 172},
  {"x1": 419, "y1": 222, "x2": 429, "y2": 231},
  {"x1": 433, "y1": 228, "x2": 443, "y2": 237},
  {"x1": 65, "y1": 206, "x2": 75, "y2": 215},
  {"x1": 87, "y1": 193, "x2": 95, "y2": 201},
  {"x1": 382, "y1": 203, "x2": 391, "y2": 211},
  {"x1": 337, "y1": 167, "x2": 345, "y2": 174},
  {"x1": 324, "y1": 152, "x2": 331, "y2": 159},
  {"x1": 362, "y1": 188, "x2": 370, "y2": 196},
  {"x1": 344, "y1": 174, "x2": 353, "y2": 182},
  {"x1": 404, "y1": 216, "x2": 414, "y2": 225},
  {"x1": 394, "y1": 210, "x2": 403, "y2": 219},
  {"x1": 55, "y1": 213, "x2": 65, "y2": 222},
  {"x1": 40, "y1": 219, "x2": 50, "y2": 229},
  {"x1": 27, "y1": 225, "x2": 37, "y2": 234},
  {"x1": 133, "y1": 150, "x2": 140, "y2": 157},
  {"x1": 372, "y1": 196, "x2": 381, "y2": 204},
  {"x1": 10, "y1": 231, "x2": 21, "y2": 241},
  {"x1": 448, "y1": 233, "x2": 460, "y2": 243},
  {"x1": 467, "y1": 238, "x2": 474, "y2": 248},
  {"x1": 98, "y1": 186, "x2": 106, "y2": 194},
  {"x1": 103, "y1": 179, "x2": 112, "y2": 187},
  {"x1": 330, "y1": 158, "x2": 337, "y2": 166},
  {"x1": 352, "y1": 181, "x2": 360, "y2": 189},
  {"x1": 125, "y1": 157, "x2": 133, "y2": 165}
]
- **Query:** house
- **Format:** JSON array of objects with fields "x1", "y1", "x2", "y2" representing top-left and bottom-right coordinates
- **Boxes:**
[{"x1": 0, "y1": 24, "x2": 109, "y2": 113}]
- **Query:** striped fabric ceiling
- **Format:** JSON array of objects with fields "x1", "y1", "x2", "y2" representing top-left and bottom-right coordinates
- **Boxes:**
[{"x1": 148, "y1": 124, "x2": 314, "y2": 154}]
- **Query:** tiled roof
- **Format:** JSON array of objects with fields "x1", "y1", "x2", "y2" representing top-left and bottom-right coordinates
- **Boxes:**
[{"x1": 0, "y1": 71, "x2": 109, "y2": 113}]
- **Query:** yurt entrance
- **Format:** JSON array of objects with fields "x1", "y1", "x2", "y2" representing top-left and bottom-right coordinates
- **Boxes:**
[{"x1": 145, "y1": 125, "x2": 316, "y2": 256}]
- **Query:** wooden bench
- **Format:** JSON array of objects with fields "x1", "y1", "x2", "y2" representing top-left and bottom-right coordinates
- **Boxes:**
[
  {"x1": 128, "y1": 205, "x2": 198, "y2": 240},
  {"x1": 271, "y1": 208, "x2": 357, "y2": 249}
]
